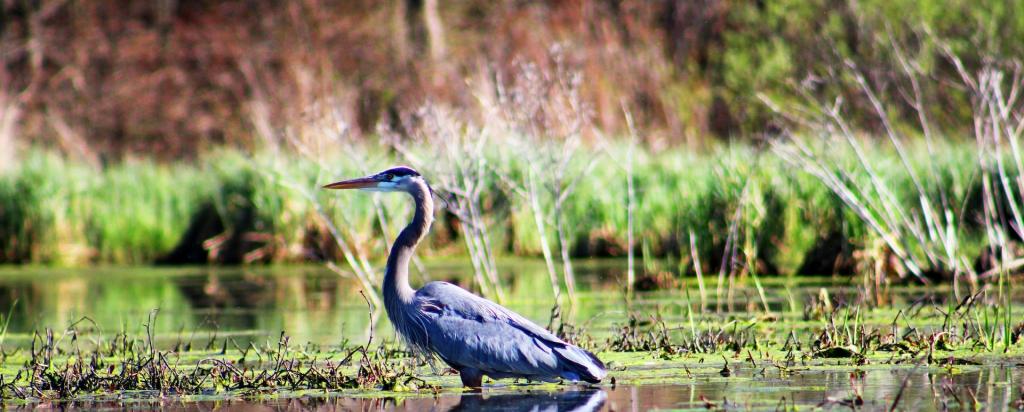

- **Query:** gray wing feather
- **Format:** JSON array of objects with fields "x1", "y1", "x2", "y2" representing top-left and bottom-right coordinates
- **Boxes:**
[{"x1": 410, "y1": 281, "x2": 604, "y2": 382}]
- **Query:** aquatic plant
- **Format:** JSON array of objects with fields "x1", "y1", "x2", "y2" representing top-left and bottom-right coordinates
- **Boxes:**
[{"x1": 0, "y1": 286, "x2": 1019, "y2": 403}]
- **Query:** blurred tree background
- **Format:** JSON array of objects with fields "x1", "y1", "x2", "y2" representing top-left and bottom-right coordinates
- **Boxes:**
[
  {"x1": 2, "y1": 0, "x2": 1021, "y2": 160},
  {"x1": 2, "y1": 0, "x2": 1023, "y2": 273}
]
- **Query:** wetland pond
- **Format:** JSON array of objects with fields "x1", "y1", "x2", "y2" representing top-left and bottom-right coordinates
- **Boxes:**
[{"x1": 0, "y1": 260, "x2": 1021, "y2": 410}]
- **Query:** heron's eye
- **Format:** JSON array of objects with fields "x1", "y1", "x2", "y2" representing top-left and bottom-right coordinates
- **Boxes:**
[{"x1": 382, "y1": 173, "x2": 395, "y2": 181}]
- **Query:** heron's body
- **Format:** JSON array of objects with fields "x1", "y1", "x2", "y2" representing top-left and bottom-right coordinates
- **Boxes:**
[{"x1": 325, "y1": 166, "x2": 606, "y2": 388}]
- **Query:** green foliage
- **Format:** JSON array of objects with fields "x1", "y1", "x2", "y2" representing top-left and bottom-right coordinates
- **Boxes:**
[{"x1": 715, "y1": 0, "x2": 1024, "y2": 134}]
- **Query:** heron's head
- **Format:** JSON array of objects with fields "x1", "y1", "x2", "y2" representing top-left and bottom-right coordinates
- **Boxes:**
[{"x1": 322, "y1": 166, "x2": 423, "y2": 193}]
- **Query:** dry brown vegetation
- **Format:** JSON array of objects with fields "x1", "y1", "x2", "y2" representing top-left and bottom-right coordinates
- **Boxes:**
[
  {"x1": 4, "y1": 0, "x2": 1020, "y2": 159},
  {"x1": 1, "y1": 1, "x2": 689, "y2": 157}
]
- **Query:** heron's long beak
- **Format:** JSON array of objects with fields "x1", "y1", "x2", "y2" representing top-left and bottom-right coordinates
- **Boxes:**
[{"x1": 323, "y1": 176, "x2": 378, "y2": 190}]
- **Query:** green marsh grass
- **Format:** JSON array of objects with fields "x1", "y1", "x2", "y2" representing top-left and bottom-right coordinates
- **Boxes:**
[{"x1": 0, "y1": 142, "x2": 1000, "y2": 283}]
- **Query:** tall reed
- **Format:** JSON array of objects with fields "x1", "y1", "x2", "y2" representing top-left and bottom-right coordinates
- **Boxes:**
[{"x1": 764, "y1": 33, "x2": 1022, "y2": 341}]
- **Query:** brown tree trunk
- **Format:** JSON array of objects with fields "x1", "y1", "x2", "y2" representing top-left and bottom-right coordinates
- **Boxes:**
[
  {"x1": 393, "y1": 0, "x2": 411, "y2": 63},
  {"x1": 423, "y1": 0, "x2": 446, "y2": 64}
]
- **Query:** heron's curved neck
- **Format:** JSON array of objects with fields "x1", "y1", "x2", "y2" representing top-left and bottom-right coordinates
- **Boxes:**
[{"x1": 383, "y1": 179, "x2": 433, "y2": 309}]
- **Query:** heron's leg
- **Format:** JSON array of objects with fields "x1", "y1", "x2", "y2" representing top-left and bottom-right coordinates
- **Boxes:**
[{"x1": 460, "y1": 368, "x2": 483, "y2": 390}]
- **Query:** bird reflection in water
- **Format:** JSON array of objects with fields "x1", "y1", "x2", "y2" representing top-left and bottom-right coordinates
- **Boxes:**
[
  {"x1": 9, "y1": 389, "x2": 609, "y2": 411},
  {"x1": 448, "y1": 389, "x2": 607, "y2": 412}
]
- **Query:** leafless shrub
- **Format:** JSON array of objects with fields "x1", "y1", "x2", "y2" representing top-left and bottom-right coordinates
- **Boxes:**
[
  {"x1": 941, "y1": 50, "x2": 1024, "y2": 281},
  {"x1": 243, "y1": 75, "x2": 392, "y2": 315},
  {"x1": 383, "y1": 105, "x2": 505, "y2": 302},
  {"x1": 378, "y1": 53, "x2": 598, "y2": 316},
  {"x1": 482, "y1": 54, "x2": 600, "y2": 311}
]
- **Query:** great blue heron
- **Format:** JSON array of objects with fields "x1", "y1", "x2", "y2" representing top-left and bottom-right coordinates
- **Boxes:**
[{"x1": 324, "y1": 166, "x2": 606, "y2": 389}]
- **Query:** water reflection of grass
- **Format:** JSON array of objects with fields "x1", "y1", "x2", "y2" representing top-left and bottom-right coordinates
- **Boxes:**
[
  {"x1": 0, "y1": 265, "x2": 1021, "y2": 346},
  {"x1": 0, "y1": 267, "x2": 376, "y2": 348}
]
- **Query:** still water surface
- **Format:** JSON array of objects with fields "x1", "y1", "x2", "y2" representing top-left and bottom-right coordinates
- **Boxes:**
[{"x1": 0, "y1": 261, "x2": 1020, "y2": 410}]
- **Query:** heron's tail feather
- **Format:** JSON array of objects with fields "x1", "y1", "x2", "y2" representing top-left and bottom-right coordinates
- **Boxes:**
[{"x1": 554, "y1": 345, "x2": 606, "y2": 383}]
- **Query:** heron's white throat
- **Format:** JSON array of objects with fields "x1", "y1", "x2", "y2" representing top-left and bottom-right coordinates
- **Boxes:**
[{"x1": 361, "y1": 181, "x2": 398, "y2": 192}]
